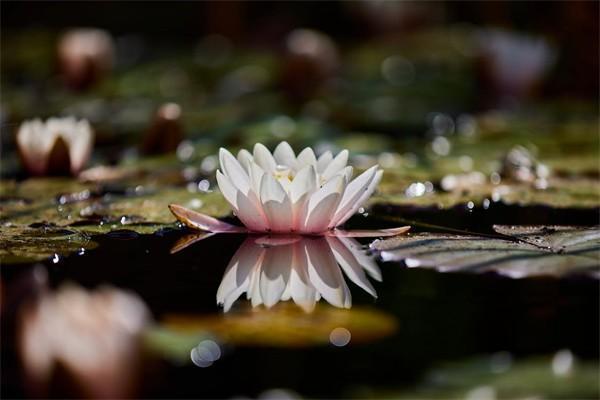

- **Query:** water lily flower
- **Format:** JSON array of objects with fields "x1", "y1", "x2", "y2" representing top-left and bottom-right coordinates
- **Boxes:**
[
  {"x1": 215, "y1": 235, "x2": 382, "y2": 312},
  {"x1": 19, "y1": 284, "x2": 149, "y2": 398},
  {"x1": 170, "y1": 142, "x2": 408, "y2": 237},
  {"x1": 58, "y1": 28, "x2": 114, "y2": 90},
  {"x1": 17, "y1": 117, "x2": 94, "y2": 176}
]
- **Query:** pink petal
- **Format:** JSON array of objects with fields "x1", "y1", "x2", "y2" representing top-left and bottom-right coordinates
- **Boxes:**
[
  {"x1": 329, "y1": 165, "x2": 378, "y2": 228},
  {"x1": 235, "y1": 191, "x2": 270, "y2": 232},
  {"x1": 254, "y1": 235, "x2": 303, "y2": 246},
  {"x1": 168, "y1": 204, "x2": 247, "y2": 233},
  {"x1": 301, "y1": 175, "x2": 345, "y2": 233},
  {"x1": 327, "y1": 226, "x2": 410, "y2": 237},
  {"x1": 334, "y1": 169, "x2": 383, "y2": 226},
  {"x1": 260, "y1": 173, "x2": 293, "y2": 232}
]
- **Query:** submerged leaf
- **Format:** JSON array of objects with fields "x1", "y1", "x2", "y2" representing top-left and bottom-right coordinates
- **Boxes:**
[
  {"x1": 372, "y1": 225, "x2": 600, "y2": 278},
  {"x1": 158, "y1": 303, "x2": 397, "y2": 348}
]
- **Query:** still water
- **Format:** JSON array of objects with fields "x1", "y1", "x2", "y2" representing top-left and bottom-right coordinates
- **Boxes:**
[{"x1": 2, "y1": 207, "x2": 599, "y2": 398}]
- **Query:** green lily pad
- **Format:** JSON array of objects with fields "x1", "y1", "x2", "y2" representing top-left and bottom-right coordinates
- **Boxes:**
[
  {"x1": 158, "y1": 303, "x2": 397, "y2": 348},
  {"x1": 371, "y1": 352, "x2": 599, "y2": 399},
  {"x1": 0, "y1": 224, "x2": 97, "y2": 264},
  {"x1": 372, "y1": 225, "x2": 600, "y2": 278},
  {"x1": 0, "y1": 177, "x2": 231, "y2": 263}
]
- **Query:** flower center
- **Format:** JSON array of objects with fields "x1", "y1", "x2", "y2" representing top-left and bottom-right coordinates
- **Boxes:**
[{"x1": 274, "y1": 164, "x2": 293, "y2": 181}]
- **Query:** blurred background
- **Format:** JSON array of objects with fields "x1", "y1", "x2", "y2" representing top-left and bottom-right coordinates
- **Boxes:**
[
  {"x1": 1, "y1": 1, "x2": 598, "y2": 173},
  {"x1": 1, "y1": 1, "x2": 599, "y2": 399}
]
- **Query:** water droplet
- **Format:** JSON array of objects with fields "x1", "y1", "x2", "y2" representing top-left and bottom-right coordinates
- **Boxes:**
[
  {"x1": 201, "y1": 155, "x2": 218, "y2": 173},
  {"x1": 483, "y1": 198, "x2": 491, "y2": 209},
  {"x1": 197, "y1": 179, "x2": 210, "y2": 192},
  {"x1": 467, "y1": 201, "x2": 475, "y2": 210},
  {"x1": 52, "y1": 254, "x2": 60, "y2": 264},
  {"x1": 77, "y1": 248, "x2": 86, "y2": 255},
  {"x1": 431, "y1": 136, "x2": 451, "y2": 156},
  {"x1": 490, "y1": 172, "x2": 501, "y2": 185},
  {"x1": 176, "y1": 140, "x2": 195, "y2": 162},
  {"x1": 405, "y1": 182, "x2": 426, "y2": 197},
  {"x1": 552, "y1": 349, "x2": 574, "y2": 376},
  {"x1": 187, "y1": 198, "x2": 203, "y2": 209},
  {"x1": 191, "y1": 339, "x2": 221, "y2": 368},
  {"x1": 329, "y1": 327, "x2": 351, "y2": 347}
]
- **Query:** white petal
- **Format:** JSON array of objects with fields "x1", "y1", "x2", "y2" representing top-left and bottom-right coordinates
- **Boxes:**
[
  {"x1": 249, "y1": 162, "x2": 265, "y2": 195},
  {"x1": 248, "y1": 262, "x2": 263, "y2": 307},
  {"x1": 260, "y1": 244, "x2": 293, "y2": 307},
  {"x1": 260, "y1": 173, "x2": 293, "y2": 232},
  {"x1": 237, "y1": 149, "x2": 253, "y2": 172},
  {"x1": 326, "y1": 236, "x2": 377, "y2": 297},
  {"x1": 289, "y1": 165, "x2": 318, "y2": 230},
  {"x1": 216, "y1": 170, "x2": 239, "y2": 210},
  {"x1": 341, "y1": 166, "x2": 353, "y2": 183},
  {"x1": 305, "y1": 239, "x2": 350, "y2": 308},
  {"x1": 330, "y1": 165, "x2": 378, "y2": 228},
  {"x1": 253, "y1": 143, "x2": 277, "y2": 173},
  {"x1": 220, "y1": 148, "x2": 251, "y2": 195},
  {"x1": 302, "y1": 175, "x2": 345, "y2": 233},
  {"x1": 289, "y1": 240, "x2": 317, "y2": 312},
  {"x1": 338, "y1": 236, "x2": 382, "y2": 281},
  {"x1": 273, "y1": 141, "x2": 297, "y2": 169},
  {"x1": 290, "y1": 165, "x2": 318, "y2": 203},
  {"x1": 335, "y1": 169, "x2": 383, "y2": 226},
  {"x1": 68, "y1": 119, "x2": 94, "y2": 174},
  {"x1": 317, "y1": 151, "x2": 333, "y2": 173},
  {"x1": 235, "y1": 191, "x2": 270, "y2": 232},
  {"x1": 217, "y1": 238, "x2": 265, "y2": 311},
  {"x1": 321, "y1": 150, "x2": 349, "y2": 181},
  {"x1": 296, "y1": 147, "x2": 317, "y2": 170}
]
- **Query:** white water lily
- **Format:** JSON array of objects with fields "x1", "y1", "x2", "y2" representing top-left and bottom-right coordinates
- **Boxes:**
[
  {"x1": 169, "y1": 142, "x2": 409, "y2": 238},
  {"x1": 17, "y1": 117, "x2": 94, "y2": 176},
  {"x1": 216, "y1": 235, "x2": 382, "y2": 312},
  {"x1": 217, "y1": 142, "x2": 383, "y2": 234}
]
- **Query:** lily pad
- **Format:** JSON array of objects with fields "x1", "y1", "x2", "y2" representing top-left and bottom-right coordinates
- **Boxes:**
[
  {"x1": 372, "y1": 225, "x2": 600, "y2": 278},
  {"x1": 0, "y1": 177, "x2": 230, "y2": 263},
  {"x1": 0, "y1": 224, "x2": 97, "y2": 264},
  {"x1": 373, "y1": 352, "x2": 599, "y2": 399},
  {"x1": 158, "y1": 303, "x2": 397, "y2": 348}
]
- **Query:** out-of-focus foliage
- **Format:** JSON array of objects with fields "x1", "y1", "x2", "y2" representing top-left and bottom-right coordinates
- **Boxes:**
[{"x1": 367, "y1": 352, "x2": 599, "y2": 399}]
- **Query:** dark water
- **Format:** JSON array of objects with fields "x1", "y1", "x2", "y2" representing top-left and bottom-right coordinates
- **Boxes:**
[{"x1": 2, "y1": 206, "x2": 599, "y2": 398}]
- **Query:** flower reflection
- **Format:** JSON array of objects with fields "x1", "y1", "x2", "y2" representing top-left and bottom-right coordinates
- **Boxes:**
[{"x1": 216, "y1": 235, "x2": 381, "y2": 312}]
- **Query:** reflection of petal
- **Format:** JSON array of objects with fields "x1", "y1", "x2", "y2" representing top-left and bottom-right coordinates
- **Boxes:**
[
  {"x1": 338, "y1": 236, "x2": 382, "y2": 281},
  {"x1": 326, "y1": 236, "x2": 377, "y2": 297},
  {"x1": 170, "y1": 232, "x2": 216, "y2": 254},
  {"x1": 260, "y1": 243, "x2": 293, "y2": 307},
  {"x1": 289, "y1": 241, "x2": 318, "y2": 312},
  {"x1": 254, "y1": 235, "x2": 302, "y2": 247},
  {"x1": 305, "y1": 238, "x2": 351, "y2": 308},
  {"x1": 328, "y1": 226, "x2": 410, "y2": 238},
  {"x1": 217, "y1": 238, "x2": 265, "y2": 312},
  {"x1": 215, "y1": 232, "x2": 384, "y2": 311}
]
